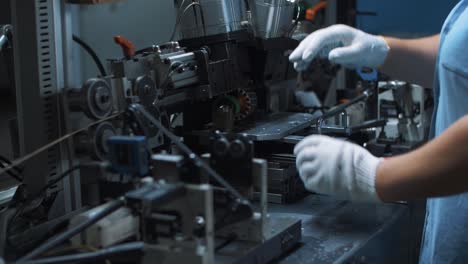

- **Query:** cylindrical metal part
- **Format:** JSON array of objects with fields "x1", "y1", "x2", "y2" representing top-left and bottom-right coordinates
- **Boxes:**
[
  {"x1": 213, "y1": 105, "x2": 235, "y2": 132},
  {"x1": 174, "y1": 0, "x2": 248, "y2": 39},
  {"x1": 252, "y1": 0, "x2": 295, "y2": 39},
  {"x1": 74, "y1": 122, "x2": 116, "y2": 160},
  {"x1": 68, "y1": 78, "x2": 113, "y2": 120}
]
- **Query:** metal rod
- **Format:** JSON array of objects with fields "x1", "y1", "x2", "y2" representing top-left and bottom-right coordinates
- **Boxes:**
[{"x1": 317, "y1": 89, "x2": 372, "y2": 134}]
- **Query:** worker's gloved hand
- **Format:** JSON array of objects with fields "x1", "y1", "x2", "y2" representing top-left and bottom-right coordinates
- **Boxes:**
[
  {"x1": 289, "y1": 24, "x2": 390, "y2": 71},
  {"x1": 295, "y1": 135, "x2": 383, "y2": 202}
]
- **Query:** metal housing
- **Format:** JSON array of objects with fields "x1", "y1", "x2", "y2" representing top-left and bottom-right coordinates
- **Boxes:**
[{"x1": 174, "y1": 0, "x2": 248, "y2": 39}]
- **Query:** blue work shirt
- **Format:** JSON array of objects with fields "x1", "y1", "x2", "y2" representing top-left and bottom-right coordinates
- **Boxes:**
[{"x1": 420, "y1": 1, "x2": 468, "y2": 263}]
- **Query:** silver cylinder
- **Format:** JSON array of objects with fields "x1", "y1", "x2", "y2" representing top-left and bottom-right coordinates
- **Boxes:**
[
  {"x1": 175, "y1": 0, "x2": 247, "y2": 39},
  {"x1": 252, "y1": 0, "x2": 295, "y2": 39}
]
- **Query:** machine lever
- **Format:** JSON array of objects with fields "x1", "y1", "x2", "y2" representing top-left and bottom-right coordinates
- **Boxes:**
[{"x1": 114, "y1": 35, "x2": 135, "y2": 58}]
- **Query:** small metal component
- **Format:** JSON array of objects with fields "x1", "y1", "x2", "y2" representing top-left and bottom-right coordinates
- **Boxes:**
[
  {"x1": 378, "y1": 82, "x2": 427, "y2": 142},
  {"x1": 125, "y1": 104, "x2": 169, "y2": 150},
  {"x1": 255, "y1": 155, "x2": 308, "y2": 204},
  {"x1": 213, "y1": 105, "x2": 235, "y2": 132},
  {"x1": 317, "y1": 89, "x2": 373, "y2": 135},
  {"x1": 92, "y1": 122, "x2": 116, "y2": 159},
  {"x1": 213, "y1": 137, "x2": 231, "y2": 157},
  {"x1": 0, "y1": 25, "x2": 12, "y2": 52},
  {"x1": 69, "y1": 78, "x2": 113, "y2": 120},
  {"x1": 230, "y1": 139, "x2": 246, "y2": 159},
  {"x1": 138, "y1": 184, "x2": 215, "y2": 264},
  {"x1": 151, "y1": 154, "x2": 186, "y2": 183},
  {"x1": 237, "y1": 89, "x2": 258, "y2": 120},
  {"x1": 194, "y1": 216, "x2": 205, "y2": 229},
  {"x1": 239, "y1": 112, "x2": 316, "y2": 141},
  {"x1": 74, "y1": 121, "x2": 116, "y2": 160},
  {"x1": 209, "y1": 133, "x2": 254, "y2": 189},
  {"x1": 153, "y1": 49, "x2": 199, "y2": 90},
  {"x1": 135, "y1": 75, "x2": 157, "y2": 108}
]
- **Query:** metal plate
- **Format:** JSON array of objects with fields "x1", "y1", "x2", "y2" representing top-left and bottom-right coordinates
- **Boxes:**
[
  {"x1": 270, "y1": 195, "x2": 412, "y2": 264},
  {"x1": 215, "y1": 215, "x2": 302, "y2": 264},
  {"x1": 239, "y1": 112, "x2": 316, "y2": 141}
]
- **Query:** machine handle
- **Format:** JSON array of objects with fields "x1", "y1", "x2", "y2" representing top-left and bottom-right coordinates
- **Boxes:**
[{"x1": 114, "y1": 35, "x2": 135, "y2": 58}]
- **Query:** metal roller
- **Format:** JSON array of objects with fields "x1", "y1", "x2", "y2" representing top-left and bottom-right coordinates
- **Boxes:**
[
  {"x1": 68, "y1": 78, "x2": 113, "y2": 120},
  {"x1": 74, "y1": 121, "x2": 117, "y2": 160}
]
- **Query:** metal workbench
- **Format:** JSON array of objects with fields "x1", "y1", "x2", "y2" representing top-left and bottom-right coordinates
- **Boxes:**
[{"x1": 270, "y1": 195, "x2": 422, "y2": 264}]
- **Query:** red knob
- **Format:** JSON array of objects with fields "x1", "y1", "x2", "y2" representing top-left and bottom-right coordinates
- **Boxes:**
[{"x1": 114, "y1": 35, "x2": 135, "y2": 58}]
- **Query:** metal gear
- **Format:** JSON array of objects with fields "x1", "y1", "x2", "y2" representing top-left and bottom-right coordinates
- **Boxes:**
[{"x1": 236, "y1": 89, "x2": 257, "y2": 120}]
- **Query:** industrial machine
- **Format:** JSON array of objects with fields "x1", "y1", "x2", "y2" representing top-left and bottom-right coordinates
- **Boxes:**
[{"x1": 0, "y1": 0, "x2": 429, "y2": 263}]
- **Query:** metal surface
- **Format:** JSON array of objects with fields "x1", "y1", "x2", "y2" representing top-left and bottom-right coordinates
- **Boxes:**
[
  {"x1": 0, "y1": 186, "x2": 16, "y2": 207},
  {"x1": 109, "y1": 43, "x2": 199, "y2": 94},
  {"x1": 152, "y1": 47, "x2": 199, "y2": 90},
  {"x1": 264, "y1": 158, "x2": 307, "y2": 204},
  {"x1": 216, "y1": 216, "x2": 302, "y2": 263},
  {"x1": 252, "y1": 0, "x2": 295, "y2": 38},
  {"x1": 217, "y1": 159, "x2": 268, "y2": 243},
  {"x1": 11, "y1": 0, "x2": 64, "y2": 196},
  {"x1": 271, "y1": 195, "x2": 411, "y2": 264},
  {"x1": 281, "y1": 135, "x2": 305, "y2": 144},
  {"x1": 148, "y1": 152, "x2": 302, "y2": 264},
  {"x1": 140, "y1": 184, "x2": 215, "y2": 264},
  {"x1": 239, "y1": 112, "x2": 315, "y2": 141},
  {"x1": 54, "y1": 0, "x2": 83, "y2": 213},
  {"x1": 10, "y1": 0, "x2": 81, "y2": 216},
  {"x1": 312, "y1": 119, "x2": 387, "y2": 137},
  {"x1": 175, "y1": 0, "x2": 248, "y2": 39},
  {"x1": 12, "y1": 1, "x2": 57, "y2": 196}
]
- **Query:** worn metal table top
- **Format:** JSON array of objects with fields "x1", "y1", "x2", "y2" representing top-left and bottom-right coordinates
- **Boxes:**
[{"x1": 269, "y1": 195, "x2": 410, "y2": 264}]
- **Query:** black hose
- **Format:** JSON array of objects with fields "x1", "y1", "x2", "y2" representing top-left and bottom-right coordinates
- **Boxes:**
[
  {"x1": 34, "y1": 165, "x2": 82, "y2": 199},
  {"x1": 17, "y1": 198, "x2": 126, "y2": 262},
  {"x1": 26, "y1": 163, "x2": 102, "y2": 204},
  {"x1": 18, "y1": 242, "x2": 144, "y2": 264},
  {"x1": 72, "y1": 35, "x2": 107, "y2": 77}
]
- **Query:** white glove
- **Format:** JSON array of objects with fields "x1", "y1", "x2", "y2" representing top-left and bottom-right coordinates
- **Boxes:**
[
  {"x1": 294, "y1": 135, "x2": 383, "y2": 202},
  {"x1": 289, "y1": 24, "x2": 390, "y2": 71}
]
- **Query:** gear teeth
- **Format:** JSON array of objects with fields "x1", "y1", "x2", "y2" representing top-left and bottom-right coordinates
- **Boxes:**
[{"x1": 236, "y1": 89, "x2": 258, "y2": 121}]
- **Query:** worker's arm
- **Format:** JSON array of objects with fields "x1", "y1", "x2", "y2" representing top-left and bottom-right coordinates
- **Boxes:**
[
  {"x1": 382, "y1": 35, "x2": 440, "y2": 88},
  {"x1": 289, "y1": 25, "x2": 440, "y2": 88},
  {"x1": 295, "y1": 116, "x2": 468, "y2": 203},
  {"x1": 377, "y1": 115, "x2": 468, "y2": 201}
]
